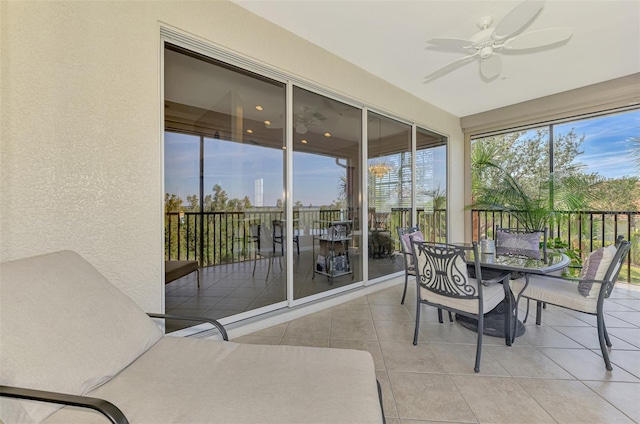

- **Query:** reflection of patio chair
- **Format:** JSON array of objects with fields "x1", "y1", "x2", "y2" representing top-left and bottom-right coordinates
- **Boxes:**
[
  {"x1": 250, "y1": 221, "x2": 283, "y2": 281},
  {"x1": 411, "y1": 241, "x2": 511, "y2": 373},
  {"x1": 273, "y1": 218, "x2": 300, "y2": 257}
]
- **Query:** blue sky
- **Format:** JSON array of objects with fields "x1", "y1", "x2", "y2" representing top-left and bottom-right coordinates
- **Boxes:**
[{"x1": 556, "y1": 109, "x2": 639, "y2": 179}]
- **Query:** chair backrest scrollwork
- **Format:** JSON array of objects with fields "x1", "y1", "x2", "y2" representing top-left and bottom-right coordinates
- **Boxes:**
[{"x1": 411, "y1": 241, "x2": 480, "y2": 300}]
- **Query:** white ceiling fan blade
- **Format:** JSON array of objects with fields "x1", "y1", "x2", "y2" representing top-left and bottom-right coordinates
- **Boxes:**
[
  {"x1": 426, "y1": 37, "x2": 474, "y2": 51},
  {"x1": 504, "y1": 27, "x2": 573, "y2": 50},
  {"x1": 423, "y1": 53, "x2": 479, "y2": 83},
  {"x1": 480, "y1": 54, "x2": 501, "y2": 79},
  {"x1": 493, "y1": 0, "x2": 544, "y2": 41}
]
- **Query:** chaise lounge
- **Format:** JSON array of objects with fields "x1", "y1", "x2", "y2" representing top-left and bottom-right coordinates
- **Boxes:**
[{"x1": 0, "y1": 251, "x2": 384, "y2": 424}]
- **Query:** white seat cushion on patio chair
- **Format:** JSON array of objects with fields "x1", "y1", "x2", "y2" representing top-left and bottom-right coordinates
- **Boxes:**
[
  {"x1": 511, "y1": 276, "x2": 598, "y2": 314},
  {"x1": 421, "y1": 277, "x2": 505, "y2": 315}
]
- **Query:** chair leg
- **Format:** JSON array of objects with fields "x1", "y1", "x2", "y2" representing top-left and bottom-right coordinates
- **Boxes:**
[
  {"x1": 252, "y1": 254, "x2": 257, "y2": 276},
  {"x1": 437, "y1": 308, "x2": 443, "y2": 324},
  {"x1": 536, "y1": 301, "x2": 543, "y2": 325},
  {"x1": 512, "y1": 296, "x2": 521, "y2": 344},
  {"x1": 448, "y1": 312, "x2": 453, "y2": 322},
  {"x1": 413, "y1": 301, "x2": 421, "y2": 346},
  {"x1": 474, "y1": 313, "x2": 483, "y2": 373},
  {"x1": 523, "y1": 299, "x2": 530, "y2": 324},
  {"x1": 603, "y1": 319, "x2": 612, "y2": 348},
  {"x1": 597, "y1": 312, "x2": 613, "y2": 371},
  {"x1": 265, "y1": 257, "x2": 272, "y2": 281},
  {"x1": 196, "y1": 269, "x2": 200, "y2": 288},
  {"x1": 401, "y1": 273, "x2": 408, "y2": 305},
  {"x1": 504, "y1": 291, "x2": 512, "y2": 347}
]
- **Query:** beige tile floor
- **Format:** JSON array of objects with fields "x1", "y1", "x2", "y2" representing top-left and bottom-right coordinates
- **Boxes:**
[{"x1": 234, "y1": 282, "x2": 640, "y2": 423}]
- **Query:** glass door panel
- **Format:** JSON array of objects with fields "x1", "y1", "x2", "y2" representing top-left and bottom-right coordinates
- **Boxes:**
[
  {"x1": 164, "y1": 43, "x2": 286, "y2": 324},
  {"x1": 367, "y1": 112, "x2": 411, "y2": 280},
  {"x1": 291, "y1": 87, "x2": 362, "y2": 299},
  {"x1": 416, "y1": 127, "x2": 447, "y2": 242}
]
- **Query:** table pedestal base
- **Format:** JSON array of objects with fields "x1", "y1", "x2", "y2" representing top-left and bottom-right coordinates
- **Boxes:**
[{"x1": 455, "y1": 298, "x2": 525, "y2": 339}]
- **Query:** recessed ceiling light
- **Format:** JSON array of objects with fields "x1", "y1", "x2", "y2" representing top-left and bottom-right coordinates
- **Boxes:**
[
  {"x1": 324, "y1": 132, "x2": 331, "y2": 138},
  {"x1": 246, "y1": 129, "x2": 253, "y2": 134},
  {"x1": 264, "y1": 120, "x2": 271, "y2": 126},
  {"x1": 255, "y1": 105, "x2": 263, "y2": 111},
  {"x1": 301, "y1": 139, "x2": 308, "y2": 144}
]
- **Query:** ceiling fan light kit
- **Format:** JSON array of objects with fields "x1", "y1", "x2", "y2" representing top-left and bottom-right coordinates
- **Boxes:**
[{"x1": 423, "y1": 0, "x2": 573, "y2": 82}]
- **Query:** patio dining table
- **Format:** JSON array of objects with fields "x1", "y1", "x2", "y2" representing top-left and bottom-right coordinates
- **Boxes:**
[{"x1": 457, "y1": 246, "x2": 571, "y2": 340}]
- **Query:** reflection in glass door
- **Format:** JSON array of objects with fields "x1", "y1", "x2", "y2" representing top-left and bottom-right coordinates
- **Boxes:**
[
  {"x1": 163, "y1": 43, "x2": 286, "y2": 327},
  {"x1": 291, "y1": 87, "x2": 362, "y2": 300},
  {"x1": 367, "y1": 112, "x2": 412, "y2": 281},
  {"x1": 416, "y1": 127, "x2": 447, "y2": 242}
]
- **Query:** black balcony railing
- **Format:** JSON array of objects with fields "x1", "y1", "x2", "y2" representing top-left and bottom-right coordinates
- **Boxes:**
[
  {"x1": 165, "y1": 208, "x2": 348, "y2": 267},
  {"x1": 165, "y1": 207, "x2": 448, "y2": 267},
  {"x1": 165, "y1": 207, "x2": 636, "y2": 284},
  {"x1": 471, "y1": 209, "x2": 640, "y2": 284}
]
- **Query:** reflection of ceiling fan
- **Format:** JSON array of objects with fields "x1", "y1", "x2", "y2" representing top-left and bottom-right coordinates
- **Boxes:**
[
  {"x1": 423, "y1": 0, "x2": 573, "y2": 82},
  {"x1": 265, "y1": 107, "x2": 328, "y2": 134}
]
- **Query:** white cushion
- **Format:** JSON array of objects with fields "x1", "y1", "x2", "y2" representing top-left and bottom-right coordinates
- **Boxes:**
[
  {"x1": 421, "y1": 277, "x2": 506, "y2": 315},
  {"x1": 42, "y1": 337, "x2": 383, "y2": 424},
  {"x1": 0, "y1": 251, "x2": 163, "y2": 424},
  {"x1": 578, "y1": 244, "x2": 617, "y2": 298},
  {"x1": 511, "y1": 275, "x2": 598, "y2": 314}
]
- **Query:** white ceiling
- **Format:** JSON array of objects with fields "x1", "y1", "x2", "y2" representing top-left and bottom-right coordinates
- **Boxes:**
[{"x1": 231, "y1": 0, "x2": 640, "y2": 117}]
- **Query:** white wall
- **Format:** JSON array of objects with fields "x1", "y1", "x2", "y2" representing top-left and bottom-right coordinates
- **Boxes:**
[{"x1": 0, "y1": 1, "x2": 464, "y2": 311}]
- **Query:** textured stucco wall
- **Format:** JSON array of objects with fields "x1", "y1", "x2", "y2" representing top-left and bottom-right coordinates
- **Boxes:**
[{"x1": 0, "y1": 1, "x2": 464, "y2": 311}]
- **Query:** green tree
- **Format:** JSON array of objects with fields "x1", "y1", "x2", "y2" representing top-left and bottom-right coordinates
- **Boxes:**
[
  {"x1": 243, "y1": 196, "x2": 252, "y2": 209},
  {"x1": 211, "y1": 184, "x2": 228, "y2": 211},
  {"x1": 472, "y1": 128, "x2": 584, "y2": 197},
  {"x1": 165, "y1": 193, "x2": 183, "y2": 212},
  {"x1": 186, "y1": 194, "x2": 199, "y2": 211},
  {"x1": 470, "y1": 139, "x2": 597, "y2": 232},
  {"x1": 589, "y1": 177, "x2": 640, "y2": 211}
]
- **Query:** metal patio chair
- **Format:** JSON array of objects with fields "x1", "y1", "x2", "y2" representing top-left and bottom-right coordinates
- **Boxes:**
[
  {"x1": 510, "y1": 236, "x2": 631, "y2": 370},
  {"x1": 397, "y1": 227, "x2": 453, "y2": 324},
  {"x1": 410, "y1": 240, "x2": 511, "y2": 373}
]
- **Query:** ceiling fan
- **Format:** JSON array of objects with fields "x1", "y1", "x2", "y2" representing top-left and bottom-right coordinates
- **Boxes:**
[{"x1": 423, "y1": 0, "x2": 573, "y2": 82}]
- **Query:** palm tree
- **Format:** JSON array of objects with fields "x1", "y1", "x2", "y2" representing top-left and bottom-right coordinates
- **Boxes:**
[{"x1": 470, "y1": 142, "x2": 598, "y2": 232}]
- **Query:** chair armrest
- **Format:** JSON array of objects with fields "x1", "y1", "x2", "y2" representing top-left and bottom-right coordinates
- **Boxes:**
[
  {"x1": 525, "y1": 273, "x2": 605, "y2": 285},
  {"x1": 0, "y1": 385, "x2": 128, "y2": 424},
  {"x1": 147, "y1": 313, "x2": 229, "y2": 341},
  {"x1": 481, "y1": 271, "x2": 511, "y2": 286}
]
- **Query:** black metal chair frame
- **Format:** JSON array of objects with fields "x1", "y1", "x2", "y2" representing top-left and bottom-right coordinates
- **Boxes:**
[
  {"x1": 397, "y1": 226, "x2": 420, "y2": 305},
  {"x1": 249, "y1": 221, "x2": 283, "y2": 280},
  {"x1": 512, "y1": 237, "x2": 631, "y2": 370},
  {"x1": 397, "y1": 226, "x2": 452, "y2": 323},
  {"x1": 273, "y1": 219, "x2": 300, "y2": 256},
  {"x1": 410, "y1": 240, "x2": 511, "y2": 373}
]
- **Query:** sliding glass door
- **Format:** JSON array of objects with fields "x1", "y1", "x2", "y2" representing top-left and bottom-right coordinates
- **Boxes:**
[
  {"x1": 416, "y1": 127, "x2": 447, "y2": 242},
  {"x1": 164, "y1": 44, "x2": 287, "y2": 323},
  {"x1": 367, "y1": 112, "x2": 412, "y2": 280},
  {"x1": 291, "y1": 87, "x2": 363, "y2": 299}
]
